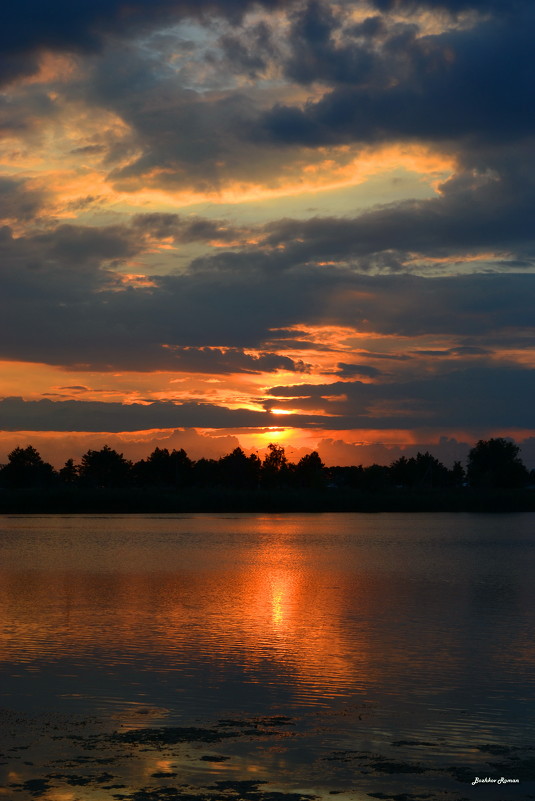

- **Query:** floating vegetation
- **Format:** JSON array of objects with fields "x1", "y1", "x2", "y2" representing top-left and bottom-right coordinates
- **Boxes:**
[{"x1": 111, "y1": 780, "x2": 317, "y2": 801}]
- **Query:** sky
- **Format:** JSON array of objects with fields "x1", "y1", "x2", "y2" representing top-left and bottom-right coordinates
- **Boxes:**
[{"x1": 1, "y1": 0, "x2": 534, "y2": 468}]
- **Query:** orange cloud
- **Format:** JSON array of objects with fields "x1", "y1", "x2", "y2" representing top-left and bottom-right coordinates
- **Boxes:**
[{"x1": 113, "y1": 142, "x2": 456, "y2": 206}]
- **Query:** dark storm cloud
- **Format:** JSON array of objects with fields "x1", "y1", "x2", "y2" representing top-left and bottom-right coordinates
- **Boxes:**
[
  {"x1": 219, "y1": 20, "x2": 277, "y2": 79},
  {"x1": 0, "y1": 0, "x2": 290, "y2": 85},
  {"x1": 5, "y1": 363, "x2": 530, "y2": 432},
  {"x1": 258, "y1": 168, "x2": 535, "y2": 264},
  {"x1": 336, "y1": 363, "x2": 383, "y2": 379},
  {"x1": 370, "y1": 0, "x2": 528, "y2": 14},
  {"x1": 68, "y1": 31, "x2": 277, "y2": 190},
  {"x1": 0, "y1": 397, "x2": 323, "y2": 432},
  {"x1": 0, "y1": 213, "x2": 534, "y2": 370},
  {"x1": 258, "y1": 3, "x2": 535, "y2": 147},
  {"x1": 282, "y1": 1, "x2": 385, "y2": 88},
  {"x1": 0, "y1": 212, "x2": 251, "y2": 303},
  {"x1": 10, "y1": 153, "x2": 535, "y2": 282},
  {"x1": 411, "y1": 346, "x2": 491, "y2": 357},
  {"x1": 79, "y1": 346, "x2": 311, "y2": 374},
  {"x1": 0, "y1": 177, "x2": 48, "y2": 221},
  {"x1": 0, "y1": 223, "x2": 140, "y2": 305},
  {"x1": 100, "y1": 78, "x2": 266, "y2": 191},
  {"x1": 65, "y1": 0, "x2": 535, "y2": 229},
  {"x1": 0, "y1": 90, "x2": 54, "y2": 136},
  {"x1": 219, "y1": 131, "x2": 535, "y2": 266},
  {"x1": 132, "y1": 213, "x2": 248, "y2": 244},
  {"x1": 160, "y1": 348, "x2": 310, "y2": 374},
  {"x1": 448, "y1": 346, "x2": 491, "y2": 356},
  {"x1": 0, "y1": 220, "x2": 319, "y2": 370},
  {"x1": 266, "y1": 366, "x2": 535, "y2": 429}
]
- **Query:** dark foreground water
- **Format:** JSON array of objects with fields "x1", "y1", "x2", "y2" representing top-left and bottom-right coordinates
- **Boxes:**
[{"x1": 1, "y1": 513, "x2": 534, "y2": 801}]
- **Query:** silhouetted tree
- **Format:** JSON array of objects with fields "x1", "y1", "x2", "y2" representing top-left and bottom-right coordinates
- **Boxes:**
[
  {"x1": 218, "y1": 448, "x2": 261, "y2": 489},
  {"x1": 170, "y1": 448, "x2": 193, "y2": 485},
  {"x1": 59, "y1": 458, "x2": 79, "y2": 484},
  {"x1": 448, "y1": 460, "x2": 466, "y2": 487},
  {"x1": 79, "y1": 445, "x2": 132, "y2": 488},
  {"x1": 134, "y1": 447, "x2": 192, "y2": 487},
  {"x1": 261, "y1": 443, "x2": 290, "y2": 488},
  {"x1": 467, "y1": 438, "x2": 529, "y2": 488},
  {"x1": 192, "y1": 457, "x2": 220, "y2": 487},
  {"x1": 328, "y1": 465, "x2": 365, "y2": 488},
  {"x1": 0, "y1": 446, "x2": 56, "y2": 488},
  {"x1": 390, "y1": 452, "x2": 449, "y2": 488},
  {"x1": 390, "y1": 456, "x2": 411, "y2": 487},
  {"x1": 414, "y1": 452, "x2": 449, "y2": 488},
  {"x1": 294, "y1": 451, "x2": 326, "y2": 489},
  {"x1": 361, "y1": 463, "x2": 392, "y2": 491}
]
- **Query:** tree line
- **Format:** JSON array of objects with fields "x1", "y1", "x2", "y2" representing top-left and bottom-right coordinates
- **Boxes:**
[{"x1": 0, "y1": 438, "x2": 531, "y2": 492}]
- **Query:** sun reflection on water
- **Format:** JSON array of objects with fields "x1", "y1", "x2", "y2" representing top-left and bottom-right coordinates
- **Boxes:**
[{"x1": 1, "y1": 514, "x2": 535, "y2": 800}]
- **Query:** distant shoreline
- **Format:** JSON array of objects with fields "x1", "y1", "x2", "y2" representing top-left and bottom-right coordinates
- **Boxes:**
[{"x1": 1, "y1": 487, "x2": 534, "y2": 514}]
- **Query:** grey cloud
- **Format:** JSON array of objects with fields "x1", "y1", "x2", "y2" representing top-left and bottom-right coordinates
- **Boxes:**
[
  {"x1": 282, "y1": 2, "x2": 411, "y2": 88},
  {"x1": 267, "y1": 366, "x2": 535, "y2": 429},
  {"x1": 74, "y1": 37, "x2": 361, "y2": 194},
  {"x1": 0, "y1": 223, "x2": 139, "y2": 307},
  {"x1": 103, "y1": 125, "x2": 532, "y2": 271},
  {"x1": 113, "y1": 347, "x2": 311, "y2": 375},
  {"x1": 1, "y1": 360, "x2": 533, "y2": 435},
  {"x1": 6, "y1": 1, "x2": 533, "y2": 208},
  {"x1": 219, "y1": 20, "x2": 278, "y2": 79},
  {"x1": 0, "y1": 397, "x2": 323, "y2": 432},
  {"x1": 256, "y1": 155, "x2": 535, "y2": 267},
  {"x1": 336, "y1": 363, "x2": 383, "y2": 379},
  {"x1": 448, "y1": 346, "x2": 491, "y2": 356},
  {"x1": 81, "y1": 46, "x2": 266, "y2": 191},
  {"x1": 370, "y1": 0, "x2": 528, "y2": 15},
  {"x1": 0, "y1": 216, "x2": 534, "y2": 370},
  {"x1": 0, "y1": 177, "x2": 48, "y2": 222},
  {"x1": 317, "y1": 435, "x2": 472, "y2": 468},
  {"x1": 258, "y1": 5, "x2": 535, "y2": 148},
  {"x1": 0, "y1": 0, "x2": 292, "y2": 86},
  {"x1": 132, "y1": 213, "x2": 248, "y2": 244},
  {"x1": 410, "y1": 346, "x2": 492, "y2": 358},
  {"x1": 33, "y1": 224, "x2": 139, "y2": 265},
  {"x1": 50, "y1": 1, "x2": 533, "y2": 208}
]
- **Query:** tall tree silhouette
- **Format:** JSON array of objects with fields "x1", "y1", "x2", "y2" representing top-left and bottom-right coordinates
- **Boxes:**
[
  {"x1": 467, "y1": 438, "x2": 529, "y2": 488},
  {"x1": 390, "y1": 452, "x2": 449, "y2": 488},
  {"x1": 261, "y1": 443, "x2": 289, "y2": 488},
  {"x1": 192, "y1": 457, "x2": 219, "y2": 487},
  {"x1": 59, "y1": 458, "x2": 79, "y2": 484},
  {"x1": 361, "y1": 463, "x2": 391, "y2": 491},
  {"x1": 294, "y1": 451, "x2": 326, "y2": 489},
  {"x1": 0, "y1": 446, "x2": 56, "y2": 488},
  {"x1": 218, "y1": 448, "x2": 261, "y2": 489},
  {"x1": 449, "y1": 460, "x2": 465, "y2": 488},
  {"x1": 79, "y1": 445, "x2": 132, "y2": 488},
  {"x1": 134, "y1": 447, "x2": 192, "y2": 487}
]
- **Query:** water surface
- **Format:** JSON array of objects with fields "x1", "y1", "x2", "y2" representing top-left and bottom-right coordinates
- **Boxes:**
[{"x1": 1, "y1": 513, "x2": 534, "y2": 799}]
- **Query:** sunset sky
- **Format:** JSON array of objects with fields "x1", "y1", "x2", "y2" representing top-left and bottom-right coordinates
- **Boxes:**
[{"x1": 1, "y1": 0, "x2": 534, "y2": 467}]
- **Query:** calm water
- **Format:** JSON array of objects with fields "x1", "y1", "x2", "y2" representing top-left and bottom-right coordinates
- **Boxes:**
[{"x1": 1, "y1": 513, "x2": 534, "y2": 800}]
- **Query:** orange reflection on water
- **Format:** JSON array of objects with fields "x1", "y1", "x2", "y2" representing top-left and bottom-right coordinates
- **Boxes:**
[
  {"x1": 0, "y1": 540, "x2": 371, "y2": 703},
  {"x1": 270, "y1": 573, "x2": 289, "y2": 629},
  {"x1": 0, "y1": 514, "x2": 481, "y2": 709}
]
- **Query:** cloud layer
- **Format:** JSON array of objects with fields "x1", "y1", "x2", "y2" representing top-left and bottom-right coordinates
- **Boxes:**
[{"x1": 0, "y1": 0, "x2": 533, "y2": 452}]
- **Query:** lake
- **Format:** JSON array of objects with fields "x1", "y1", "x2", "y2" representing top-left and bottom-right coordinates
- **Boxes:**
[{"x1": 1, "y1": 512, "x2": 534, "y2": 800}]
